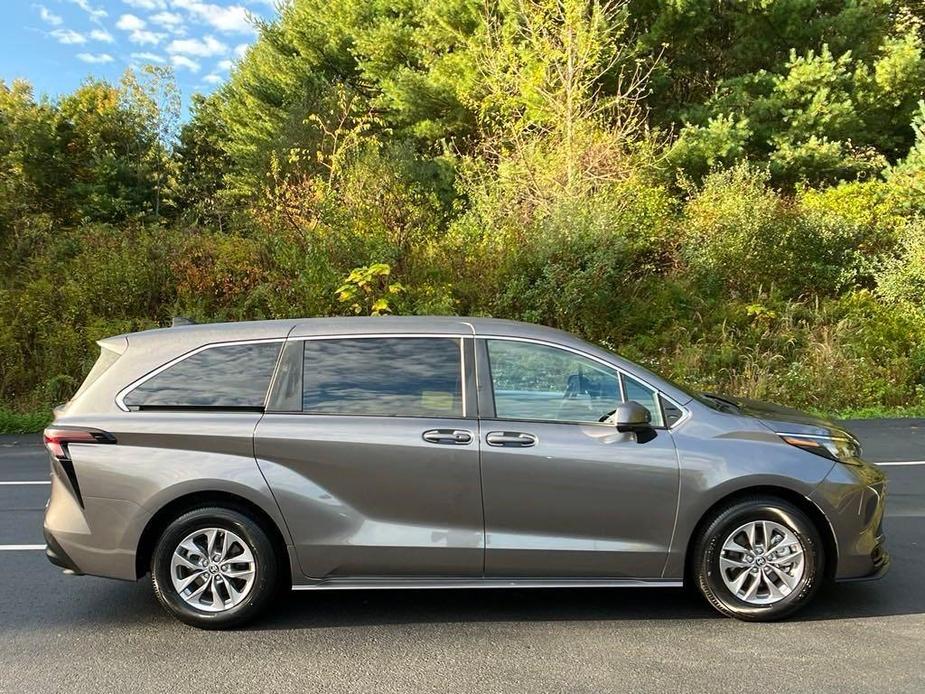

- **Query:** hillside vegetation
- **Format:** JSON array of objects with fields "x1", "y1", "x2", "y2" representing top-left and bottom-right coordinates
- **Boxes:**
[{"x1": 3, "y1": 0, "x2": 925, "y2": 428}]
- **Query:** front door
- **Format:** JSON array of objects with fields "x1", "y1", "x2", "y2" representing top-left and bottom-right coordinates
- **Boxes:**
[
  {"x1": 255, "y1": 336, "x2": 484, "y2": 579},
  {"x1": 478, "y1": 338, "x2": 679, "y2": 578}
]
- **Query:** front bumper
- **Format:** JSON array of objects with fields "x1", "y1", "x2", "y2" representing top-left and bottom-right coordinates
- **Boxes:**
[
  {"x1": 836, "y1": 538, "x2": 890, "y2": 582},
  {"x1": 811, "y1": 459, "x2": 889, "y2": 581}
]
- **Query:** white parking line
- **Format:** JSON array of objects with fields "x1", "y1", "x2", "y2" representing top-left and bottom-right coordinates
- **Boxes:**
[
  {"x1": 875, "y1": 461, "x2": 925, "y2": 467},
  {"x1": 0, "y1": 480, "x2": 49, "y2": 485},
  {"x1": 0, "y1": 545, "x2": 46, "y2": 551}
]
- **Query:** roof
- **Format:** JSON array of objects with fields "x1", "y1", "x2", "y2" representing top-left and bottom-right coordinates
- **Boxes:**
[{"x1": 113, "y1": 315, "x2": 581, "y2": 345}]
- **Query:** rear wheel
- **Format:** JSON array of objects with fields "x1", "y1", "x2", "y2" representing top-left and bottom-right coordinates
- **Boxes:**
[
  {"x1": 151, "y1": 506, "x2": 278, "y2": 629},
  {"x1": 693, "y1": 497, "x2": 824, "y2": 621}
]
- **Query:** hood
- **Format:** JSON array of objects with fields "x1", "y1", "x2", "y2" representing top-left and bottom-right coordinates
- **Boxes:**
[{"x1": 708, "y1": 394, "x2": 849, "y2": 438}]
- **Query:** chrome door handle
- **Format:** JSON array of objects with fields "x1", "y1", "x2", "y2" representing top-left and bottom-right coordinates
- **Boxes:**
[
  {"x1": 486, "y1": 431, "x2": 537, "y2": 447},
  {"x1": 422, "y1": 429, "x2": 473, "y2": 445}
]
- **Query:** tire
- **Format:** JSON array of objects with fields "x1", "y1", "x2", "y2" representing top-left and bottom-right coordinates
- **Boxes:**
[
  {"x1": 693, "y1": 497, "x2": 824, "y2": 622},
  {"x1": 151, "y1": 506, "x2": 279, "y2": 629}
]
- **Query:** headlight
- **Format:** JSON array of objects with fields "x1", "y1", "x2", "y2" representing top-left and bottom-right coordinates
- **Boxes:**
[{"x1": 780, "y1": 433, "x2": 862, "y2": 465}]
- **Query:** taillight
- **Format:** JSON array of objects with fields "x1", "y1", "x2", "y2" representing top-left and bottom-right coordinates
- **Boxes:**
[{"x1": 43, "y1": 427, "x2": 116, "y2": 460}]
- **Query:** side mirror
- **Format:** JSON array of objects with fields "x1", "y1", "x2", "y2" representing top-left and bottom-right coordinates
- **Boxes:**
[{"x1": 614, "y1": 401, "x2": 652, "y2": 432}]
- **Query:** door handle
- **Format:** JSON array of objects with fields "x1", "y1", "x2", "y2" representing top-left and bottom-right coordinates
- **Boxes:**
[
  {"x1": 486, "y1": 431, "x2": 537, "y2": 447},
  {"x1": 422, "y1": 429, "x2": 473, "y2": 445}
]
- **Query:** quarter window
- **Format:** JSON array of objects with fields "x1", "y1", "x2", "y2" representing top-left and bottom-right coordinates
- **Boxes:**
[
  {"x1": 622, "y1": 373, "x2": 664, "y2": 426},
  {"x1": 302, "y1": 338, "x2": 463, "y2": 417},
  {"x1": 485, "y1": 339, "x2": 664, "y2": 426},
  {"x1": 124, "y1": 342, "x2": 282, "y2": 409}
]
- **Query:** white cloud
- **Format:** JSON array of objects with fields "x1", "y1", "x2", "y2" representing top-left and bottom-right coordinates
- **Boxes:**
[
  {"x1": 116, "y1": 14, "x2": 165, "y2": 44},
  {"x1": 90, "y1": 28, "x2": 115, "y2": 43},
  {"x1": 150, "y1": 11, "x2": 184, "y2": 30},
  {"x1": 77, "y1": 52, "x2": 114, "y2": 64},
  {"x1": 131, "y1": 51, "x2": 166, "y2": 63},
  {"x1": 50, "y1": 29, "x2": 87, "y2": 45},
  {"x1": 167, "y1": 35, "x2": 226, "y2": 57},
  {"x1": 217, "y1": 59, "x2": 232, "y2": 71},
  {"x1": 67, "y1": 0, "x2": 107, "y2": 21},
  {"x1": 203, "y1": 73, "x2": 222, "y2": 84},
  {"x1": 116, "y1": 14, "x2": 146, "y2": 31},
  {"x1": 233, "y1": 43, "x2": 249, "y2": 58},
  {"x1": 122, "y1": 0, "x2": 167, "y2": 9},
  {"x1": 170, "y1": 55, "x2": 201, "y2": 72},
  {"x1": 129, "y1": 30, "x2": 167, "y2": 45},
  {"x1": 171, "y1": 1, "x2": 254, "y2": 34},
  {"x1": 35, "y1": 4, "x2": 63, "y2": 26}
]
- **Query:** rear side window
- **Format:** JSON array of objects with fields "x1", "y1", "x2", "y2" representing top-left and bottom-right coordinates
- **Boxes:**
[
  {"x1": 124, "y1": 342, "x2": 282, "y2": 410},
  {"x1": 302, "y1": 337, "x2": 463, "y2": 417}
]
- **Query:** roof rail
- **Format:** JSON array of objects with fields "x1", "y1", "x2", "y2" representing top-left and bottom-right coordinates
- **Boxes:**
[{"x1": 170, "y1": 317, "x2": 198, "y2": 327}]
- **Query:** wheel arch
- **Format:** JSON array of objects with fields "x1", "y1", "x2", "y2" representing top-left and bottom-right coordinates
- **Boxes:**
[
  {"x1": 135, "y1": 490, "x2": 291, "y2": 583},
  {"x1": 682, "y1": 485, "x2": 838, "y2": 582}
]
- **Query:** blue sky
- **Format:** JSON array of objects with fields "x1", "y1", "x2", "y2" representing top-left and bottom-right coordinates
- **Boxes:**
[{"x1": 3, "y1": 0, "x2": 280, "y2": 112}]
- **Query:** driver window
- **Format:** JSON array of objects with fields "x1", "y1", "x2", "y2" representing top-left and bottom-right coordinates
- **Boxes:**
[{"x1": 486, "y1": 340, "x2": 623, "y2": 424}]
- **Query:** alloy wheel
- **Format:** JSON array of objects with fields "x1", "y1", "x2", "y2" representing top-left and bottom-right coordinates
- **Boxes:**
[
  {"x1": 718, "y1": 520, "x2": 805, "y2": 605},
  {"x1": 169, "y1": 527, "x2": 257, "y2": 613}
]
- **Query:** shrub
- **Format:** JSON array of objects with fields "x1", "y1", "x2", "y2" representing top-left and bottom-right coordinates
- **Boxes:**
[{"x1": 679, "y1": 165, "x2": 895, "y2": 297}]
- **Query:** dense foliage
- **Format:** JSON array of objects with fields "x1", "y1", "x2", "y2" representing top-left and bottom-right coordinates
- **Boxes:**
[{"x1": 3, "y1": 0, "x2": 925, "y2": 424}]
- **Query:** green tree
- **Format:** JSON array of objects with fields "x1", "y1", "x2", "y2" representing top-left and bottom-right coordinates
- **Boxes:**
[
  {"x1": 174, "y1": 93, "x2": 232, "y2": 229},
  {"x1": 120, "y1": 65, "x2": 181, "y2": 218}
]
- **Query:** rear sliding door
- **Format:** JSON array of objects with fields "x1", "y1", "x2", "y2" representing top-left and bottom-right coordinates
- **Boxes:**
[{"x1": 255, "y1": 336, "x2": 484, "y2": 580}]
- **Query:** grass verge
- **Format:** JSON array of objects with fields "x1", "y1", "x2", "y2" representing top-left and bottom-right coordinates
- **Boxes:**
[{"x1": 0, "y1": 408, "x2": 52, "y2": 435}]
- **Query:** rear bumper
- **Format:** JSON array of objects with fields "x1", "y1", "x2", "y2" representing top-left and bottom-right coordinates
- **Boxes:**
[
  {"x1": 43, "y1": 527, "x2": 82, "y2": 575},
  {"x1": 43, "y1": 458, "x2": 145, "y2": 581}
]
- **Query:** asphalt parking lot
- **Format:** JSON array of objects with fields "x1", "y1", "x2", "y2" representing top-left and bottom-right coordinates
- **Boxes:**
[{"x1": 1, "y1": 420, "x2": 923, "y2": 693}]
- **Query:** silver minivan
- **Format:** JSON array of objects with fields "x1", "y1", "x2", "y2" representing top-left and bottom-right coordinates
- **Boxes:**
[{"x1": 43, "y1": 316, "x2": 889, "y2": 628}]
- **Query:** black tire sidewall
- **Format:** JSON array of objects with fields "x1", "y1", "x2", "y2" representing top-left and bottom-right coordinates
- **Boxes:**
[
  {"x1": 697, "y1": 500, "x2": 822, "y2": 621},
  {"x1": 151, "y1": 507, "x2": 278, "y2": 629}
]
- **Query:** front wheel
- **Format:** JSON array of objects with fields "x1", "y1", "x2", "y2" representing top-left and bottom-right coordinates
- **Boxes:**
[
  {"x1": 693, "y1": 497, "x2": 824, "y2": 621},
  {"x1": 151, "y1": 506, "x2": 278, "y2": 629}
]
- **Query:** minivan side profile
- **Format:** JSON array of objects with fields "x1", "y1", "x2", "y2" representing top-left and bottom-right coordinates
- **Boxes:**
[{"x1": 43, "y1": 317, "x2": 889, "y2": 628}]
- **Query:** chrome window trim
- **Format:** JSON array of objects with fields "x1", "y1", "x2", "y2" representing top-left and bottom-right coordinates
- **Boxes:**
[
  {"x1": 115, "y1": 330, "x2": 691, "y2": 429},
  {"x1": 114, "y1": 338, "x2": 286, "y2": 413},
  {"x1": 478, "y1": 334, "x2": 690, "y2": 430}
]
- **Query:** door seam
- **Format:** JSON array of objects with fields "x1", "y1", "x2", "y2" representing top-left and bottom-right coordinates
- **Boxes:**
[{"x1": 659, "y1": 429, "x2": 683, "y2": 579}]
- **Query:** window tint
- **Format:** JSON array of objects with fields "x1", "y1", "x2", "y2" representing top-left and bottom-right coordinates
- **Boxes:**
[
  {"x1": 124, "y1": 342, "x2": 281, "y2": 409},
  {"x1": 487, "y1": 340, "x2": 622, "y2": 423},
  {"x1": 302, "y1": 338, "x2": 463, "y2": 417}
]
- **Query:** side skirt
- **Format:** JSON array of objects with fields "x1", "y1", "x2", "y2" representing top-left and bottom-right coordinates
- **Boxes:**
[{"x1": 292, "y1": 578, "x2": 683, "y2": 590}]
